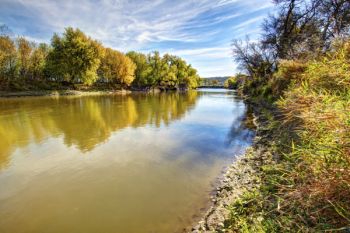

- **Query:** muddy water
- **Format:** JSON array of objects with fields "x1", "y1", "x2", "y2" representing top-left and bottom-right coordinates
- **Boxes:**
[{"x1": 0, "y1": 89, "x2": 253, "y2": 233}]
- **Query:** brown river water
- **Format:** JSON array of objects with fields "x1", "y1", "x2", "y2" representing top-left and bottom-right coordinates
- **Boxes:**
[{"x1": 0, "y1": 89, "x2": 254, "y2": 233}]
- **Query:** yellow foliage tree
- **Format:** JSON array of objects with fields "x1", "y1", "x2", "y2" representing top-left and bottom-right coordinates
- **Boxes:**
[
  {"x1": 17, "y1": 37, "x2": 32, "y2": 78},
  {"x1": 0, "y1": 36, "x2": 17, "y2": 83},
  {"x1": 99, "y1": 48, "x2": 136, "y2": 86}
]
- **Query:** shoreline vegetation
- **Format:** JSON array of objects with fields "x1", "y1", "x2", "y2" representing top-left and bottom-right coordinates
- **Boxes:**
[
  {"x1": 0, "y1": 26, "x2": 201, "y2": 93},
  {"x1": 194, "y1": 0, "x2": 349, "y2": 232}
]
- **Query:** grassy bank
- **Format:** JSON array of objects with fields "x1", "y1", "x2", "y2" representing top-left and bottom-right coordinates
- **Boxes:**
[
  {"x1": 193, "y1": 41, "x2": 349, "y2": 232},
  {"x1": 222, "y1": 41, "x2": 350, "y2": 232}
]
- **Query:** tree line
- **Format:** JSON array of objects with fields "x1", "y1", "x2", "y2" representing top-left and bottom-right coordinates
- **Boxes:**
[{"x1": 0, "y1": 26, "x2": 200, "y2": 91}]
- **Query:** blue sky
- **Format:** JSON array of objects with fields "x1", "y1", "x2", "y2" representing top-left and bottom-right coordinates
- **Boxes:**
[{"x1": 0, "y1": 0, "x2": 274, "y2": 77}]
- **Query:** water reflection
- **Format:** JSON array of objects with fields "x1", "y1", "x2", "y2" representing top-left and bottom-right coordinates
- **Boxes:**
[
  {"x1": 0, "y1": 91, "x2": 199, "y2": 167},
  {"x1": 0, "y1": 89, "x2": 253, "y2": 233},
  {"x1": 225, "y1": 105, "x2": 256, "y2": 148}
]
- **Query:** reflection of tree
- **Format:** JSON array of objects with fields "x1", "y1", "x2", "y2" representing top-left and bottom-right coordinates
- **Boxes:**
[
  {"x1": 0, "y1": 101, "x2": 60, "y2": 168},
  {"x1": 131, "y1": 91, "x2": 198, "y2": 128},
  {"x1": 0, "y1": 91, "x2": 199, "y2": 167}
]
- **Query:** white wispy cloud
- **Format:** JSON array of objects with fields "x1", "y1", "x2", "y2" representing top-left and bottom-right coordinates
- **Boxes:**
[
  {"x1": 169, "y1": 47, "x2": 231, "y2": 59},
  {"x1": 0, "y1": 0, "x2": 274, "y2": 76}
]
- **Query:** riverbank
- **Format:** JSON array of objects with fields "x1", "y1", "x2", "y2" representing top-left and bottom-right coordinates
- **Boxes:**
[
  {"x1": 192, "y1": 75, "x2": 349, "y2": 231},
  {"x1": 0, "y1": 87, "x2": 194, "y2": 98},
  {"x1": 192, "y1": 42, "x2": 350, "y2": 233},
  {"x1": 192, "y1": 99, "x2": 349, "y2": 232},
  {"x1": 191, "y1": 101, "x2": 275, "y2": 232},
  {"x1": 0, "y1": 89, "x2": 133, "y2": 98}
]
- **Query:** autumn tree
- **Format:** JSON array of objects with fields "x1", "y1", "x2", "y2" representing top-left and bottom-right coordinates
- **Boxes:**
[
  {"x1": 17, "y1": 37, "x2": 33, "y2": 79},
  {"x1": 0, "y1": 25, "x2": 200, "y2": 90},
  {"x1": 0, "y1": 35, "x2": 18, "y2": 84},
  {"x1": 99, "y1": 48, "x2": 136, "y2": 86},
  {"x1": 224, "y1": 76, "x2": 237, "y2": 89},
  {"x1": 28, "y1": 43, "x2": 49, "y2": 80}
]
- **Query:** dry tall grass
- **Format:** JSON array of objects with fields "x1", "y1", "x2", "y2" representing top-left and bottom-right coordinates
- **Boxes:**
[{"x1": 227, "y1": 40, "x2": 350, "y2": 232}]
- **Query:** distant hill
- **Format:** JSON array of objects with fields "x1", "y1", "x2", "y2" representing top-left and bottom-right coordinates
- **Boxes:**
[{"x1": 200, "y1": 76, "x2": 230, "y2": 87}]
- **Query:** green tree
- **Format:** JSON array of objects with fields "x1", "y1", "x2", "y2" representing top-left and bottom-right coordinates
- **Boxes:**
[
  {"x1": 127, "y1": 51, "x2": 152, "y2": 87},
  {"x1": 147, "y1": 51, "x2": 162, "y2": 86},
  {"x1": 172, "y1": 57, "x2": 188, "y2": 87},
  {"x1": 184, "y1": 65, "x2": 200, "y2": 89},
  {"x1": 159, "y1": 54, "x2": 177, "y2": 89},
  {"x1": 45, "y1": 27, "x2": 103, "y2": 85}
]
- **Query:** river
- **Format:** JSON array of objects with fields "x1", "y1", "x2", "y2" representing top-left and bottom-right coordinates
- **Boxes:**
[{"x1": 0, "y1": 88, "x2": 254, "y2": 233}]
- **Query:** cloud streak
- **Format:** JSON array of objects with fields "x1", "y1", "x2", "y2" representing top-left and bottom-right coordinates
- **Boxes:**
[{"x1": 0, "y1": 0, "x2": 274, "y2": 77}]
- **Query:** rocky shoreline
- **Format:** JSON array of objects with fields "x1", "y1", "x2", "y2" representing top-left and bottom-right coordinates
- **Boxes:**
[{"x1": 191, "y1": 103, "x2": 274, "y2": 232}]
